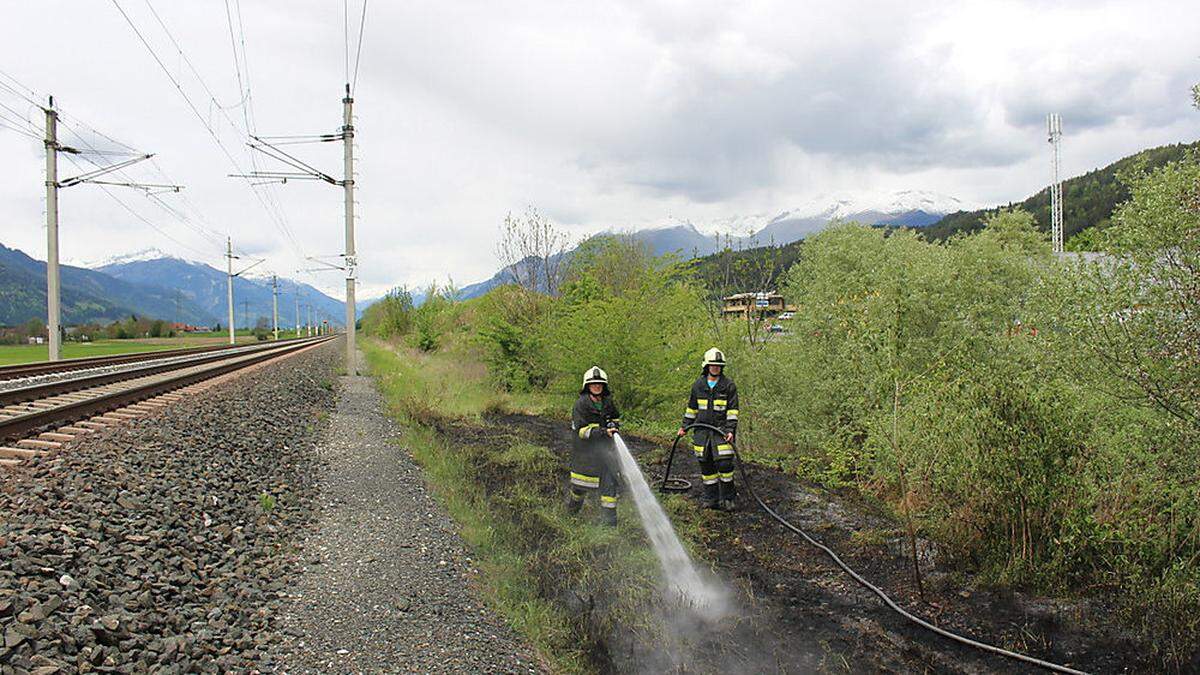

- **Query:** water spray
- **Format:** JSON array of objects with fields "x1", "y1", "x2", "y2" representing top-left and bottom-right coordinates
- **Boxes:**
[
  {"x1": 609, "y1": 431, "x2": 728, "y2": 618},
  {"x1": 660, "y1": 423, "x2": 1088, "y2": 675}
]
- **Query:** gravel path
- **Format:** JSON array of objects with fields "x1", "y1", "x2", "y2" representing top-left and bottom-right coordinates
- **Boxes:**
[
  {"x1": 0, "y1": 343, "x2": 338, "y2": 673},
  {"x1": 272, "y1": 358, "x2": 544, "y2": 674}
]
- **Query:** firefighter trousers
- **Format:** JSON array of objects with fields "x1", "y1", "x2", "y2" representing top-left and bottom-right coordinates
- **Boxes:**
[
  {"x1": 694, "y1": 437, "x2": 737, "y2": 503},
  {"x1": 569, "y1": 442, "x2": 621, "y2": 511}
]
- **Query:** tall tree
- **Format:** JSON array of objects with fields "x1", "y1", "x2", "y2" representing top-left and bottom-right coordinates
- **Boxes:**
[{"x1": 495, "y1": 206, "x2": 572, "y2": 296}]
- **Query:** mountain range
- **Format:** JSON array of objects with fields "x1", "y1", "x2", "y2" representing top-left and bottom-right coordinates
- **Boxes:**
[
  {"x1": 0, "y1": 245, "x2": 350, "y2": 328},
  {"x1": 9, "y1": 134, "x2": 1190, "y2": 324},
  {"x1": 456, "y1": 190, "x2": 965, "y2": 300}
]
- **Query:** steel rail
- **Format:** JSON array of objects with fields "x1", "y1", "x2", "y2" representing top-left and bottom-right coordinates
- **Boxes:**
[
  {"x1": 0, "y1": 336, "x2": 335, "y2": 442},
  {"x1": 0, "y1": 338, "x2": 324, "y2": 407},
  {"x1": 0, "y1": 336, "x2": 314, "y2": 381}
]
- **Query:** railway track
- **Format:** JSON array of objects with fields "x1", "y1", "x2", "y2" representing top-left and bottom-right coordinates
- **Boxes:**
[
  {"x1": 0, "y1": 335, "x2": 336, "y2": 466},
  {"x1": 0, "y1": 336, "x2": 315, "y2": 383}
]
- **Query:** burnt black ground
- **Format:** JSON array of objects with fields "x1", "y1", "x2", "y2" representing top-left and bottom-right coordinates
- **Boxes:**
[
  {"x1": 487, "y1": 412, "x2": 1154, "y2": 674},
  {"x1": 271, "y1": 359, "x2": 544, "y2": 673}
]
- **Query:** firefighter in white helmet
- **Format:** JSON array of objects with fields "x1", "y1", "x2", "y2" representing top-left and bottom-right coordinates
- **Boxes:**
[
  {"x1": 678, "y1": 348, "x2": 740, "y2": 511},
  {"x1": 568, "y1": 366, "x2": 623, "y2": 526}
]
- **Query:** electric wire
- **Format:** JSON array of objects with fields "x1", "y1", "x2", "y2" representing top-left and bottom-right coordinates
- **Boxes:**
[
  {"x1": 2, "y1": 66, "x2": 225, "y2": 257},
  {"x1": 667, "y1": 423, "x2": 1089, "y2": 675},
  {"x1": 60, "y1": 153, "x2": 219, "y2": 262},
  {"x1": 55, "y1": 115, "x2": 226, "y2": 258},
  {"x1": 143, "y1": 0, "x2": 300, "y2": 256},
  {"x1": 0, "y1": 70, "x2": 41, "y2": 108},
  {"x1": 111, "y1": 0, "x2": 305, "y2": 259},
  {"x1": 221, "y1": 0, "x2": 301, "y2": 258},
  {"x1": 350, "y1": 0, "x2": 368, "y2": 93},
  {"x1": 0, "y1": 119, "x2": 40, "y2": 141},
  {"x1": 0, "y1": 100, "x2": 40, "y2": 134}
]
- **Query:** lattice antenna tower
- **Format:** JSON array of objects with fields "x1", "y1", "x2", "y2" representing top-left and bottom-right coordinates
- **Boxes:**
[{"x1": 1047, "y1": 113, "x2": 1064, "y2": 254}]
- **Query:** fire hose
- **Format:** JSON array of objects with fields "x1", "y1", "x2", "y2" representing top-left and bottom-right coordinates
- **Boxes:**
[{"x1": 660, "y1": 422, "x2": 1087, "y2": 675}]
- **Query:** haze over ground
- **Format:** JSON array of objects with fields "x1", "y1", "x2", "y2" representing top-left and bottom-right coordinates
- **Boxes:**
[{"x1": 0, "y1": 1, "x2": 1197, "y2": 296}]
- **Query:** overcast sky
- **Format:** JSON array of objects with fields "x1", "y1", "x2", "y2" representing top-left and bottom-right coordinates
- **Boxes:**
[{"x1": 1, "y1": 0, "x2": 1197, "y2": 298}]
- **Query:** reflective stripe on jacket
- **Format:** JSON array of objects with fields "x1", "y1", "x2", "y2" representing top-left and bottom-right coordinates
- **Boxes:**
[
  {"x1": 570, "y1": 392, "x2": 621, "y2": 488},
  {"x1": 681, "y1": 373, "x2": 739, "y2": 450}
]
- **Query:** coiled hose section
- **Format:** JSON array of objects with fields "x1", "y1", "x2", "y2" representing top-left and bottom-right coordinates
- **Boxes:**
[{"x1": 666, "y1": 423, "x2": 1087, "y2": 675}]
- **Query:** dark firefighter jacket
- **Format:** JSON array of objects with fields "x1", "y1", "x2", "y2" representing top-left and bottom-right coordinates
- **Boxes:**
[
  {"x1": 681, "y1": 373, "x2": 740, "y2": 453},
  {"x1": 570, "y1": 392, "x2": 621, "y2": 488}
]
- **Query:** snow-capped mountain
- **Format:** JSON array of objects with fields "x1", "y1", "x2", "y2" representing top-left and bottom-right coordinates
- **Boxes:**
[
  {"x1": 457, "y1": 190, "x2": 967, "y2": 300},
  {"x1": 630, "y1": 190, "x2": 969, "y2": 246},
  {"x1": 69, "y1": 247, "x2": 210, "y2": 270},
  {"x1": 777, "y1": 190, "x2": 969, "y2": 222},
  {"x1": 744, "y1": 189, "x2": 969, "y2": 245}
]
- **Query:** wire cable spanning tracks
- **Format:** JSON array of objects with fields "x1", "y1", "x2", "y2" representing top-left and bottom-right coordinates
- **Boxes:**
[{"x1": 0, "y1": 336, "x2": 335, "y2": 452}]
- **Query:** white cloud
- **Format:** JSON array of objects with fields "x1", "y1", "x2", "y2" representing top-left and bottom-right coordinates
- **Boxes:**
[{"x1": 0, "y1": 0, "x2": 1196, "y2": 297}]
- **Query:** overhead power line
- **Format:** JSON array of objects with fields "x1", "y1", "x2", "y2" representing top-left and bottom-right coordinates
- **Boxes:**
[
  {"x1": 351, "y1": 0, "x2": 368, "y2": 93},
  {"x1": 1, "y1": 67, "x2": 224, "y2": 261},
  {"x1": 111, "y1": 0, "x2": 306, "y2": 259}
]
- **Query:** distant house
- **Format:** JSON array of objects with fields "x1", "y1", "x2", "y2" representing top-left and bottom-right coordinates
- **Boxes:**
[{"x1": 722, "y1": 292, "x2": 794, "y2": 319}]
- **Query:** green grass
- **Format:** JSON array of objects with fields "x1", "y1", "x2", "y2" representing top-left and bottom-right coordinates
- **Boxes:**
[
  {"x1": 365, "y1": 338, "x2": 554, "y2": 420},
  {"x1": 0, "y1": 340, "x2": 183, "y2": 366}
]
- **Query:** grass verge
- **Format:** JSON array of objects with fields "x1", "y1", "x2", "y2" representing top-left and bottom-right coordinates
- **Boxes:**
[{"x1": 362, "y1": 338, "x2": 716, "y2": 673}]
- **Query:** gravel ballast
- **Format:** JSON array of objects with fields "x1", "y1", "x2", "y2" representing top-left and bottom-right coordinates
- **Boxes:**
[
  {"x1": 272, "y1": 358, "x2": 543, "y2": 673},
  {"x1": 0, "y1": 343, "x2": 339, "y2": 673}
]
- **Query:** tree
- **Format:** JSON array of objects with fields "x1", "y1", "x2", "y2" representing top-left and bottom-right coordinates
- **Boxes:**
[
  {"x1": 495, "y1": 206, "x2": 572, "y2": 297},
  {"x1": 253, "y1": 316, "x2": 271, "y2": 340},
  {"x1": 362, "y1": 287, "x2": 415, "y2": 338},
  {"x1": 23, "y1": 317, "x2": 45, "y2": 339},
  {"x1": 694, "y1": 233, "x2": 793, "y2": 347},
  {"x1": 1085, "y1": 156, "x2": 1200, "y2": 433}
]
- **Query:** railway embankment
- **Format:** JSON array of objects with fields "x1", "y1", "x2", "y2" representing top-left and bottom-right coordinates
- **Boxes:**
[{"x1": 0, "y1": 342, "x2": 337, "y2": 672}]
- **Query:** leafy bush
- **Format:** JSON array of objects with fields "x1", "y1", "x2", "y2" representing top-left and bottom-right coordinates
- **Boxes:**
[{"x1": 362, "y1": 287, "x2": 415, "y2": 339}]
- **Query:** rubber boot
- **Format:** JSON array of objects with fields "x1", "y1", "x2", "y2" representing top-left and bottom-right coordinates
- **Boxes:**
[
  {"x1": 702, "y1": 482, "x2": 720, "y2": 509},
  {"x1": 719, "y1": 481, "x2": 737, "y2": 512},
  {"x1": 565, "y1": 490, "x2": 584, "y2": 515},
  {"x1": 600, "y1": 507, "x2": 617, "y2": 527}
]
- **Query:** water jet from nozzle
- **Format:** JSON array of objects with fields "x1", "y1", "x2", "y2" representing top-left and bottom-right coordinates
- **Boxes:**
[{"x1": 611, "y1": 433, "x2": 728, "y2": 619}]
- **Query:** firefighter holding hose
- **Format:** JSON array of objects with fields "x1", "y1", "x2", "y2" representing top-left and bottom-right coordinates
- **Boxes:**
[
  {"x1": 678, "y1": 348, "x2": 740, "y2": 511},
  {"x1": 568, "y1": 366, "x2": 623, "y2": 526}
]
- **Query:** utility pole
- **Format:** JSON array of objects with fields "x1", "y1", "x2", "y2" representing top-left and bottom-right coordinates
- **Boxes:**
[
  {"x1": 306, "y1": 304, "x2": 312, "y2": 337},
  {"x1": 271, "y1": 274, "x2": 280, "y2": 340},
  {"x1": 1047, "y1": 113, "x2": 1064, "y2": 254},
  {"x1": 39, "y1": 97, "x2": 168, "y2": 360},
  {"x1": 343, "y1": 84, "x2": 357, "y2": 373},
  {"x1": 225, "y1": 238, "x2": 263, "y2": 344},
  {"x1": 239, "y1": 85, "x2": 359, "y2": 370},
  {"x1": 44, "y1": 98, "x2": 60, "y2": 360},
  {"x1": 226, "y1": 238, "x2": 236, "y2": 344}
]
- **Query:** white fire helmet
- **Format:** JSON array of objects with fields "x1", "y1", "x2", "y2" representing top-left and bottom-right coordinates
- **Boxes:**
[
  {"x1": 702, "y1": 348, "x2": 727, "y2": 368},
  {"x1": 582, "y1": 366, "x2": 609, "y2": 389}
]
